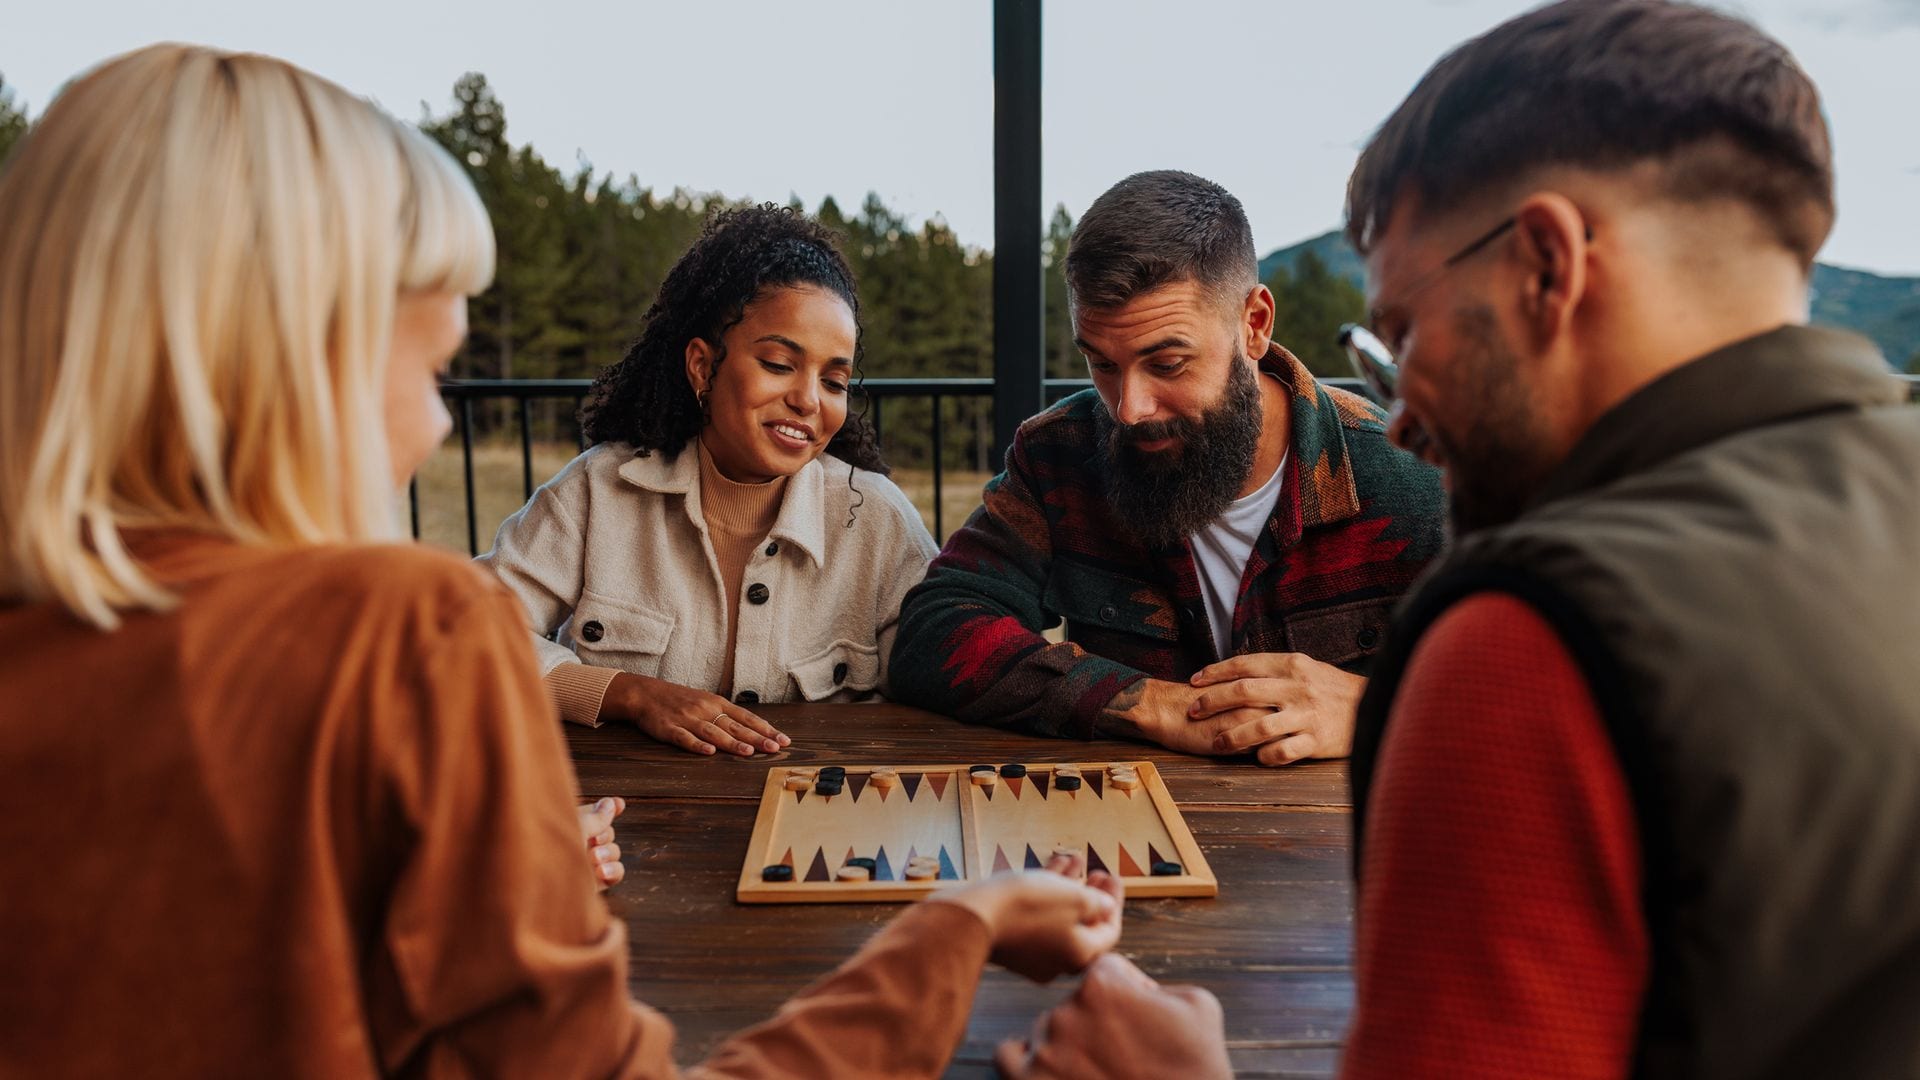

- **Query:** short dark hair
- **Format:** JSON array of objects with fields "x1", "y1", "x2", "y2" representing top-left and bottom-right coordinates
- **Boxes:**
[
  {"x1": 1345, "y1": 0, "x2": 1834, "y2": 265},
  {"x1": 1065, "y1": 170, "x2": 1257, "y2": 311}
]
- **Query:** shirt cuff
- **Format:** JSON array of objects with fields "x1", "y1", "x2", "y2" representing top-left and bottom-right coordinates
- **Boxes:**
[
  {"x1": 1066, "y1": 662, "x2": 1150, "y2": 740},
  {"x1": 543, "y1": 662, "x2": 619, "y2": 727}
]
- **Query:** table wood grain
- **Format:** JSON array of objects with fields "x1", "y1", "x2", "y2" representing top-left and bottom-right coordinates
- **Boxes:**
[{"x1": 568, "y1": 703, "x2": 1354, "y2": 1078}]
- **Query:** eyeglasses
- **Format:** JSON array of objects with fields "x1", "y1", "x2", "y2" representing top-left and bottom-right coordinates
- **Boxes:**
[{"x1": 1338, "y1": 216, "x2": 1517, "y2": 403}]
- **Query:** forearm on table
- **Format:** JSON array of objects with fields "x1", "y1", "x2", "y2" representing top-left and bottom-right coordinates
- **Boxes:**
[
  {"x1": 929, "y1": 626, "x2": 1136, "y2": 734},
  {"x1": 688, "y1": 901, "x2": 995, "y2": 1080},
  {"x1": 905, "y1": 615, "x2": 1145, "y2": 738}
]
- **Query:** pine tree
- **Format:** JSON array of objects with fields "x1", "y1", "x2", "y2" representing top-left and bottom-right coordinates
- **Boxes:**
[
  {"x1": 1266, "y1": 249, "x2": 1367, "y2": 378},
  {"x1": 1043, "y1": 204, "x2": 1078, "y2": 380},
  {"x1": 0, "y1": 74, "x2": 29, "y2": 170},
  {"x1": 420, "y1": 75, "x2": 580, "y2": 434}
]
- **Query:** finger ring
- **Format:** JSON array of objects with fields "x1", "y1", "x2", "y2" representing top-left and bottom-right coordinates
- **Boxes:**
[{"x1": 710, "y1": 713, "x2": 728, "y2": 726}]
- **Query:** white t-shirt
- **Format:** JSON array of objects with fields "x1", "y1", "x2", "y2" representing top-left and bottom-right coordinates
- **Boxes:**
[{"x1": 1188, "y1": 450, "x2": 1286, "y2": 660}]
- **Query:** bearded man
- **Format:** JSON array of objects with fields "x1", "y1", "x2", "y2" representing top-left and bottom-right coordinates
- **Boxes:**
[
  {"x1": 994, "y1": 3, "x2": 1920, "y2": 1077},
  {"x1": 890, "y1": 170, "x2": 1443, "y2": 764}
]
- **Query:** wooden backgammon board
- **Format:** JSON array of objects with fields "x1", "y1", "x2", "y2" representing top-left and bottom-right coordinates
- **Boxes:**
[{"x1": 735, "y1": 760, "x2": 1217, "y2": 903}]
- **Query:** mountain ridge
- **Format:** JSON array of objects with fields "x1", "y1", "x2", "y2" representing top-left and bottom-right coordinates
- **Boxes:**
[{"x1": 1263, "y1": 230, "x2": 1920, "y2": 371}]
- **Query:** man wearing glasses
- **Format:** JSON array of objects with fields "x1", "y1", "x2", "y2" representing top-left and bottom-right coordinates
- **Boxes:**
[
  {"x1": 997, "y1": 2, "x2": 1920, "y2": 1077},
  {"x1": 891, "y1": 170, "x2": 1445, "y2": 765}
]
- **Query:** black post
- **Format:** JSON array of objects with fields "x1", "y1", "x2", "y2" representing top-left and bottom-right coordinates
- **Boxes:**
[
  {"x1": 992, "y1": 0, "x2": 1043, "y2": 472},
  {"x1": 518, "y1": 397, "x2": 535, "y2": 499},
  {"x1": 460, "y1": 398, "x2": 478, "y2": 556},
  {"x1": 932, "y1": 394, "x2": 946, "y2": 540}
]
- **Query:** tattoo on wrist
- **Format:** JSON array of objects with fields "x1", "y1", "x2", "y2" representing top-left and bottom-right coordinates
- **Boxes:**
[{"x1": 1096, "y1": 683, "x2": 1147, "y2": 738}]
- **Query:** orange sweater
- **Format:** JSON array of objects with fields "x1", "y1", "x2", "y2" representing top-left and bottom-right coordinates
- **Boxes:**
[{"x1": 0, "y1": 532, "x2": 990, "y2": 1078}]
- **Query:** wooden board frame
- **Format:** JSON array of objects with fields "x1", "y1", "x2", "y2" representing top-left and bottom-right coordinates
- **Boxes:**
[{"x1": 735, "y1": 760, "x2": 1217, "y2": 903}]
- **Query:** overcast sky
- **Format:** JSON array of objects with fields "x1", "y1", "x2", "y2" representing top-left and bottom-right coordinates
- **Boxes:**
[{"x1": 9, "y1": 0, "x2": 1918, "y2": 274}]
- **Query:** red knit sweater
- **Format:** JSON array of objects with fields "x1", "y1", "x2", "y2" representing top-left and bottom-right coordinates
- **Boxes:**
[{"x1": 1343, "y1": 592, "x2": 1650, "y2": 1077}]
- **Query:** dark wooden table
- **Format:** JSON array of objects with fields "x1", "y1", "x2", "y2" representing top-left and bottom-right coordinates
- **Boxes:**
[{"x1": 568, "y1": 704, "x2": 1354, "y2": 1078}]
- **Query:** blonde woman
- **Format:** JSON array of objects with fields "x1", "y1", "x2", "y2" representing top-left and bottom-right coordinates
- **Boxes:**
[{"x1": 0, "y1": 45, "x2": 1122, "y2": 1077}]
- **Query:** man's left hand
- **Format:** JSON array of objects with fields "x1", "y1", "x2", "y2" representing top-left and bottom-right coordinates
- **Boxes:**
[{"x1": 1185, "y1": 652, "x2": 1364, "y2": 765}]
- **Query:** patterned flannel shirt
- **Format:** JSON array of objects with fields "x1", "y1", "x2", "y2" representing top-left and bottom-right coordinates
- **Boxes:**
[{"x1": 890, "y1": 345, "x2": 1446, "y2": 738}]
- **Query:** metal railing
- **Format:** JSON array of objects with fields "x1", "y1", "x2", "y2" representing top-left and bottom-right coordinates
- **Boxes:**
[
  {"x1": 418, "y1": 376, "x2": 1175, "y2": 553},
  {"x1": 417, "y1": 374, "x2": 1920, "y2": 556}
]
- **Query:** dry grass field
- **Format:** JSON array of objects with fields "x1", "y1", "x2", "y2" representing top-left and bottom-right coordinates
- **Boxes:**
[{"x1": 410, "y1": 440, "x2": 991, "y2": 555}]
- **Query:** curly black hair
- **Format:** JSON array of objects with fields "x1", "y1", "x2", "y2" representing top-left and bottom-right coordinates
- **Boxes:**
[{"x1": 580, "y1": 203, "x2": 887, "y2": 480}]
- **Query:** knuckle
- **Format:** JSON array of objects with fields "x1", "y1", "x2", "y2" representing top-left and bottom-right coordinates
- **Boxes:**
[
  {"x1": 1080, "y1": 962, "x2": 1118, "y2": 999},
  {"x1": 1178, "y1": 984, "x2": 1224, "y2": 1020}
]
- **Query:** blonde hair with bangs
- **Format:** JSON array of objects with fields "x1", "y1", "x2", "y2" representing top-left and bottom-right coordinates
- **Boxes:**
[{"x1": 0, "y1": 44, "x2": 494, "y2": 628}]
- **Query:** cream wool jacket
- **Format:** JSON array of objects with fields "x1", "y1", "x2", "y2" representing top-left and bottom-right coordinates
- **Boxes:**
[{"x1": 477, "y1": 441, "x2": 939, "y2": 725}]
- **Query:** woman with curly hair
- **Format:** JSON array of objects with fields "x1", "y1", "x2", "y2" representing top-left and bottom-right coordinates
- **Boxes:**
[{"x1": 479, "y1": 204, "x2": 939, "y2": 754}]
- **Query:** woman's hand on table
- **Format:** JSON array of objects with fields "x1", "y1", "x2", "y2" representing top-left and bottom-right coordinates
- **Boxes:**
[
  {"x1": 578, "y1": 796, "x2": 626, "y2": 890},
  {"x1": 604, "y1": 672, "x2": 789, "y2": 756},
  {"x1": 933, "y1": 853, "x2": 1124, "y2": 983}
]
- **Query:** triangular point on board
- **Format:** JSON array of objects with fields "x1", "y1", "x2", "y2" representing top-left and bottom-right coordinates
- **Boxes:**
[{"x1": 1086, "y1": 843, "x2": 1110, "y2": 876}]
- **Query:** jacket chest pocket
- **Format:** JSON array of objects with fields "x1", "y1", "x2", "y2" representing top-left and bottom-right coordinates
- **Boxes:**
[
  {"x1": 1045, "y1": 565, "x2": 1180, "y2": 643},
  {"x1": 1283, "y1": 599, "x2": 1393, "y2": 670},
  {"x1": 565, "y1": 589, "x2": 676, "y2": 677},
  {"x1": 788, "y1": 639, "x2": 882, "y2": 702}
]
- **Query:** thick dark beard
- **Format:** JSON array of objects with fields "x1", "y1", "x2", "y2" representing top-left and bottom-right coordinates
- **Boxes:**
[
  {"x1": 1096, "y1": 355, "x2": 1263, "y2": 550},
  {"x1": 1440, "y1": 306, "x2": 1556, "y2": 537}
]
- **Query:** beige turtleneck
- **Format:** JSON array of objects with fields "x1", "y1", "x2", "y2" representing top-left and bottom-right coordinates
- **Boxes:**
[{"x1": 695, "y1": 440, "x2": 788, "y2": 696}]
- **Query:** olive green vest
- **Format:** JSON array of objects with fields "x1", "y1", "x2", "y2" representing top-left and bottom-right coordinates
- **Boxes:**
[{"x1": 1352, "y1": 325, "x2": 1920, "y2": 1078}]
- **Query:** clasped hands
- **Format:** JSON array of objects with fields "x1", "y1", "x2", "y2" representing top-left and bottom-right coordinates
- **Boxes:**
[{"x1": 1116, "y1": 651, "x2": 1364, "y2": 766}]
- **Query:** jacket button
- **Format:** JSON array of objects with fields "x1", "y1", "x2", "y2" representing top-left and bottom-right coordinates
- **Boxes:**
[
  {"x1": 735, "y1": 690, "x2": 760, "y2": 705},
  {"x1": 764, "y1": 542, "x2": 779, "y2": 557},
  {"x1": 1357, "y1": 627, "x2": 1381, "y2": 650},
  {"x1": 832, "y1": 661, "x2": 849, "y2": 684},
  {"x1": 1099, "y1": 604, "x2": 1117, "y2": 622},
  {"x1": 580, "y1": 620, "x2": 604, "y2": 643},
  {"x1": 746, "y1": 583, "x2": 770, "y2": 605}
]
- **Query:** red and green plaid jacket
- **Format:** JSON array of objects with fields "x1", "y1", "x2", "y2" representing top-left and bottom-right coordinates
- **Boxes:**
[{"x1": 890, "y1": 346, "x2": 1446, "y2": 738}]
